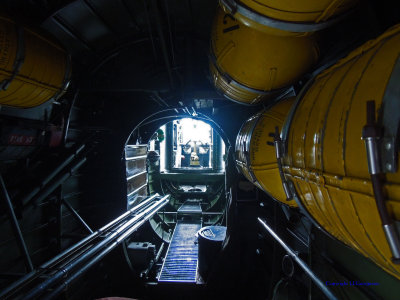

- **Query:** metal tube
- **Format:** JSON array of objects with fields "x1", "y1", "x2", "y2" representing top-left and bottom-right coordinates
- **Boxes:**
[
  {"x1": 362, "y1": 100, "x2": 400, "y2": 263},
  {"x1": 116, "y1": 199, "x2": 168, "y2": 243},
  {"x1": 44, "y1": 195, "x2": 154, "y2": 265},
  {"x1": 43, "y1": 145, "x2": 85, "y2": 187},
  {"x1": 0, "y1": 195, "x2": 160, "y2": 299},
  {"x1": 0, "y1": 175, "x2": 34, "y2": 272},
  {"x1": 23, "y1": 196, "x2": 169, "y2": 299},
  {"x1": 21, "y1": 144, "x2": 85, "y2": 206},
  {"x1": 143, "y1": 242, "x2": 165, "y2": 278},
  {"x1": 383, "y1": 224, "x2": 400, "y2": 262},
  {"x1": 30, "y1": 158, "x2": 87, "y2": 206},
  {"x1": 62, "y1": 91, "x2": 78, "y2": 145},
  {"x1": 56, "y1": 189, "x2": 62, "y2": 252},
  {"x1": 0, "y1": 232, "x2": 100, "y2": 299},
  {"x1": 42, "y1": 243, "x2": 117, "y2": 300},
  {"x1": 40, "y1": 197, "x2": 168, "y2": 299},
  {"x1": 62, "y1": 199, "x2": 93, "y2": 234},
  {"x1": 370, "y1": 175, "x2": 391, "y2": 225},
  {"x1": 257, "y1": 218, "x2": 338, "y2": 300},
  {"x1": 272, "y1": 127, "x2": 292, "y2": 200},
  {"x1": 157, "y1": 212, "x2": 223, "y2": 215},
  {"x1": 155, "y1": 243, "x2": 165, "y2": 262},
  {"x1": 43, "y1": 199, "x2": 169, "y2": 300},
  {"x1": 0, "y1": 270, "x2": 38, "y2": 300},
  {"x1": 99, "y1": 193, "x2": 159, "y2": 231},
  {"x1": 364, "y1": 138, "x2": 381, "y2": 175},
  {"x1": 371, "y1": 174, "x2": 400, "y2": 263}
]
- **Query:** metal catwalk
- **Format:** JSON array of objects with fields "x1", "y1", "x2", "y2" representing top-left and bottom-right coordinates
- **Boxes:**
[{"x1": 158, "y1": 200, "x2": 202, "y2": 283}]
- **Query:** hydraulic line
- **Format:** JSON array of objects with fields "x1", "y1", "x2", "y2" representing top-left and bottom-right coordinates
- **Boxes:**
[{"x1": 0, "y1": 194, "x2": 163, "y2": 300}]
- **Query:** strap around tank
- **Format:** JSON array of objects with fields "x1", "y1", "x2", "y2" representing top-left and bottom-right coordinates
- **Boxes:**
[
  {"x1": 280, "y1": 56, "x2": 341, "y2": 154},
  {"x1": 209, "y1": 52, "x2": 290, "y2": 97},
  {"x1": 0, "y1": 25, "x2": 25, "y2": 91},
  {"x1": 235, "y1": 112, "x2": 261, "y2": 182},
  {"x1": 244, "y1": 113, "x2": 260, "y2": 183},
  {"x1": 52, "y1": 54, "x2": 72, "y2": 101},
  {"x1": 220, "y1": 0, "x2": 355, "y2": 33},
  {"x1": 280, "y1": 78, "x2": 314, "y2": 155}
]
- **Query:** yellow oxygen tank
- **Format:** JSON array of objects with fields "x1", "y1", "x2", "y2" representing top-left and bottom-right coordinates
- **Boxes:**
[
  {"x1": 210, "y1": 8, "x2": 319, "y2": 105},
  {"x1": 282, "y1": 24, "x2": 400, "y2": 280},
  {"x1": 235, "y1": 97, "x2": 298, "y2": 207},
  {"x1": 236, "y1": 24, "x2": 400, "y2": 279},
  {"x1": 0, "y1": 16, "x2": 71, "y2": 108},
  {"x1": 219, "y1": 0, "x2": 359, "y2": 36}
]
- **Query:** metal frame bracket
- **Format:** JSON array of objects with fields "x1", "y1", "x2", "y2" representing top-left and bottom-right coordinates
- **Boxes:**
[
  {"x1": 380, "y1": 55, "x2": 400, "y2": 173},
  {"x1": 363, "y1": 100, "x2": 400, "y2": 264},
  {"x1": 269, "y1": 126, "x2": 292, "y2": 201}
]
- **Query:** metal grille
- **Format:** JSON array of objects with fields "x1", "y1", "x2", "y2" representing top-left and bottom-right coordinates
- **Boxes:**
[{"x1": 158, "y1": 221, "x2": 201, "y2": 282}]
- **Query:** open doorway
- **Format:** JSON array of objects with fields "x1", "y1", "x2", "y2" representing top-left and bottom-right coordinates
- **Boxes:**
[
  {"x1": 149, "y1": 118, "x2": 225, "y2": 173},
  {"x1": 173, "y1": 118, "x2": 213, "y2": 168}
]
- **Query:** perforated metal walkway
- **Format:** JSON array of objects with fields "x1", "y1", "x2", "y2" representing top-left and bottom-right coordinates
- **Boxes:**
[{"x1": 158, "y1": 220, "x2": 201, "y2": 283}]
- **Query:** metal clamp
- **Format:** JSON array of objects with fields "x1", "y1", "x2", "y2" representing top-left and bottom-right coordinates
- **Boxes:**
[
  {"x1": 362, "y1": 100, "x2": 400, "y2": 264},
  {"x1": 268, "y1": 126, "x2": 292, "y2": 200},
  {"x1": 242, "y1": 140, "x2": 257, "y2": 183},
  {"x1": 237, "y1": 114, "x2": 262, "y2": 183},
  {"x1": 267, "y1": 130, "x2": 330, "y2": 234},
  {"x1": 380, "y1": 55, "x2": 400, "y2": 173},
  {"x1": 219, "y1": 0, "x2": 237, "y2": 15}
]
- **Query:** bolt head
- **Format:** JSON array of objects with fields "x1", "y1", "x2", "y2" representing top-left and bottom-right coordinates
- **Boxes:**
[
  {"x1": 385, "y1": 142, "x2": 392, "y2": 150},
  {"x1": 386, "y1": 163, "x2": 393, "y2": 171}
]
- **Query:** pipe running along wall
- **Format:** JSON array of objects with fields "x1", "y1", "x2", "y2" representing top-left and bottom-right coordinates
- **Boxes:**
[{"x1": 1, "y1": 194, "x2": 169, "y2": 300}]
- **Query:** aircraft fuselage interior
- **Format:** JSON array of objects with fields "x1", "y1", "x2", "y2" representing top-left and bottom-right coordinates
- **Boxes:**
[{"x1": 1, "y1": 0, "x2": 400, "y2": 299}]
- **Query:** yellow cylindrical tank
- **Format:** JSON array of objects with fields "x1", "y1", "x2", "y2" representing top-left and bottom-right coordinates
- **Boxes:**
[
  {"x1": 281, "y1": 24, "x2": 400, "y2": 279},
  {"x1": 210, "y1": 8, "x2": 319, "y2": 105},
  {"x1": 0, "y1": 16, "x2": 71, "y2": 108},
  {"x1": 235, "y1": 24, "x2": 400, "y2": 280},
  {"x1": 219, "y1": 0, "x2": 358, "y2": 36},
  {"x1": 235, "y1": 97, "x2": 298, "y2": 207}
]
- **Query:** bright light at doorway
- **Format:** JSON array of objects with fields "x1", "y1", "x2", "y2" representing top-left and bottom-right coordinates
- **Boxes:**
[{"x1": 179, "y1": 118, "x2": 211, "y2": 144}]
